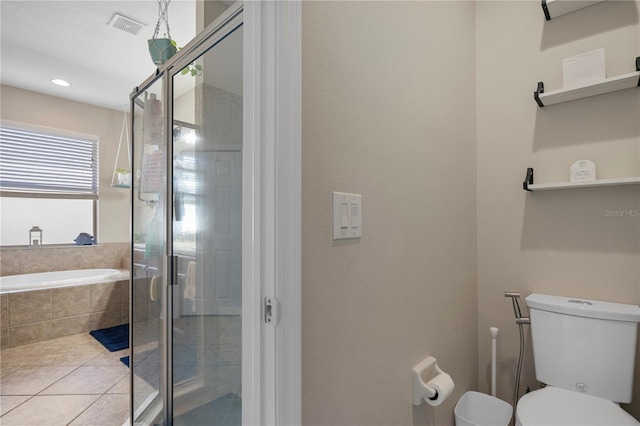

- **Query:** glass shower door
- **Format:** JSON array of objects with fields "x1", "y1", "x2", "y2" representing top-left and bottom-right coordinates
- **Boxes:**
[
  {"x1": 131, "y1": 77, "x2": 167, "y2": 425},
  {"x1": 130, "y1": 17, "x2": 244, "y2": 426},
  {"x1": 170, "y1": 24, "x2": 243, "y2": 425}
]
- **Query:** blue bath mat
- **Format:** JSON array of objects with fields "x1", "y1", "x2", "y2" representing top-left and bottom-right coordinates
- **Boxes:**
[
  {"x1": 120, "y1": 356, "x2": 130, "y2": 367},
  {"x1": 89, "y1": 324, "x2": 129, "y2": 352}
]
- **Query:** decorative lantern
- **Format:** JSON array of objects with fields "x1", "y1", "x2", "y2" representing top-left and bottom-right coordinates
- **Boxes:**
[{"x1": 29, "y1": 226, "x2": 42, "y2": 247}]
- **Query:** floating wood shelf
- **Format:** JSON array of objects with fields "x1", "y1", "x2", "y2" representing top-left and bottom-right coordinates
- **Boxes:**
[
  {"x1": 523, "y1": 168, "x2": 640, "y2": 191},
  {"x1": 541, "y1": 0, "x2": 606, "y2": 21},
  {"x1": 534, "y1": 57, "x2": 640, "y2": 107}
]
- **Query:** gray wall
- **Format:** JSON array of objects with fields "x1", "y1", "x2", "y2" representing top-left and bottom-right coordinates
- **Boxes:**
[
  {"x1": 302, "y1": 2, "x2": 478, "y2": 425},
  {"x1": 476, "y1": 0, "x2": 640, "y2": 418}
]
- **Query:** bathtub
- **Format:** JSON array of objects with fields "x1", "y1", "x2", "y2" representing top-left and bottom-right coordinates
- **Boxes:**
[
  {"x1": 1, "y1": 268, "x2": 130, "y2": 348},
  {"x1": 0, "y1": 268, "x2": 129, "y2": 294}
]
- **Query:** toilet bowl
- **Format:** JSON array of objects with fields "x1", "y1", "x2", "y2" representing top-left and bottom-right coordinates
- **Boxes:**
[{"x1": 516, "y1": 387, "x2": 638, "y2": 426}]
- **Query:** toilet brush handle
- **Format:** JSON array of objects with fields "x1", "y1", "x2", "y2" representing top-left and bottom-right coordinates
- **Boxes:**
[{"x1": 490, "y1": 327, "x2": 498, "y2": 397}]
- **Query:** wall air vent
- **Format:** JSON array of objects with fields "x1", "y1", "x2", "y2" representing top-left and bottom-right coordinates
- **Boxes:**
[{"x1": 108, "y1": 13, "x2": 146, "y2": 36}]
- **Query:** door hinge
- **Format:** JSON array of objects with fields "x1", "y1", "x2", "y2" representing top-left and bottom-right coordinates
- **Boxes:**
[{"x1": 264, "y1": 297, "x2": 279, "y2": 326}]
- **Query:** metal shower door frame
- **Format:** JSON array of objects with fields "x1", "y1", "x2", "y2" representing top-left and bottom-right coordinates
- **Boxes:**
[
  {"x1": 129, "y1": 1, "x2": 302, "y2": 424},
  {"x1": 129, "y1": 4, "x2": 247, "y2": 425}
]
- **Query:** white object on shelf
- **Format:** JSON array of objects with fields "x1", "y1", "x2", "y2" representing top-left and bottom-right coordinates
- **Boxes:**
[
  {"x1": 535, "y1": 70, "x2": 640, "y2": 107},
  {"x1": 116, "y1": 170, "x2": 131, "y2": 186},
  {"x1": 542, "y1": 0, "x2": 606, "y2": 21},
  {"x1": 570, "y1": 160, "x2": 596, "y2": 182},
  {"x1": 529, "y1": 176, "x2": 640, "y2": 191},
  {"x1": 563, "y1": 48, "x2": 606, "y2": 89}
]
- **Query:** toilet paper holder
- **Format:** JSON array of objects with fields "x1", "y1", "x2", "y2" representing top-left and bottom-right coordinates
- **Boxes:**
[{"x1": 412, "y1": 356, "x2": 453, "y2": 406}]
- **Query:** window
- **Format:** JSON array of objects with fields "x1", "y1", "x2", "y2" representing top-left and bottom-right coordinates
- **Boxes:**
[{"x1": 0, "y1": 121, "x2": 99, "y2": 246}]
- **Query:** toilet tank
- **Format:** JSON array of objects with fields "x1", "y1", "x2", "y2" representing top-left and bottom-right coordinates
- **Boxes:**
[{"x1": 526, "y1": 293, "x2": 640, "y2": 403}]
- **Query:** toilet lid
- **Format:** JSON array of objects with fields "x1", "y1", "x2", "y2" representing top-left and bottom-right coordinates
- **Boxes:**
[{"x1": 517, "y1": 387, "x2": 639, "y2": 426}]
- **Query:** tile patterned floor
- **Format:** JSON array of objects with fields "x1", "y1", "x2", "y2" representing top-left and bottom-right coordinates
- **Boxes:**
[
  {"x1": 133, "y1": 315, "x2": 242, "y2": 426},
  {"x1": 0, "y1": 315, "x2": 241, "y2": 426},
  {"x1": 0, "y1": 333, "x2": 129, "y2": 426}
]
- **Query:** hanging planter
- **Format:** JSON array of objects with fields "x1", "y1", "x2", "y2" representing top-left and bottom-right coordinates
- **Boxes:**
[
  {"x1": 148, "y1": 38, "x2": 177, "y2": 65},
  {"x1": 111, "y1": 112, "x2": 132, "y2": 189},
  {"x1": 116, "y1": 169, "x2": 131, "y2": 186},
  {"x1": 148, "y1": 0, "x2": 177, "y2": 66}
]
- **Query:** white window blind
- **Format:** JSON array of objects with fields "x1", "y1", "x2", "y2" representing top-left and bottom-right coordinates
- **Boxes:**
[{"x1": 0, "y1": 124, "x2": 98, "y2": 197}]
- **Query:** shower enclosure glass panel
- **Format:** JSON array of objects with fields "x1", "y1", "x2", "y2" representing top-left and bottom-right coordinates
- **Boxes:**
[
  {"x1": 131, "y1": 77, "x2": 166, "y2": 424},
  {"x1": 170, "y1": 24, "x2": 243, "y2": 424},
  {"x1": 130, "y1": 15, "x2": 243, "y2": 425}
]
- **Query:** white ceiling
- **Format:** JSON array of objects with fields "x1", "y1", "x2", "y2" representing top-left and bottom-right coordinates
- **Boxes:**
[{"x1": 1, "y1": 1, "x2": 198, "y2": 112}]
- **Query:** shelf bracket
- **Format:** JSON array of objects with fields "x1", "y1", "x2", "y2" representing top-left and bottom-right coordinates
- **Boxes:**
[
  {"x1": 541, "y1": 0, "x2": 551, "y2": 21},
  {"x1": 523, "y1": 167, "x2": 534, "y2": 191},
  {"x1": 534, "y1": 82, "x2": 545, "y2": 107}
]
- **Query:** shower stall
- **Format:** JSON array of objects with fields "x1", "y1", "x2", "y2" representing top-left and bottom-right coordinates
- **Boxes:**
[{"x1": 129, "y1": 5, "x2": 245, "y2": 425}]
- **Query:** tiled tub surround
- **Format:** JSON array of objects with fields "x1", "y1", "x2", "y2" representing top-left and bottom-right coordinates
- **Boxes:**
[
  {"x1": 0, "y1": 242, "x2": 130, "y2": 277},
  {"x1": 0, "y1": 242, "x2": 131, "y2": 348},
  {"x1": 1, "y1": 277, "x2": 129, "y2": 348}
]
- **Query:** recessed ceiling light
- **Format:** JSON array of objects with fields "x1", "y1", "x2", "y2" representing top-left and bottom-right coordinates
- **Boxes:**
[{"x1": 51, "y1": 78, "x2": 71, "y2": 87}]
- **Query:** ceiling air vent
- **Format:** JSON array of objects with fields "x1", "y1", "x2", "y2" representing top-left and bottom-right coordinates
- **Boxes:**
[{"x1": 108, "y1": 13, "x2": 146, "y2": 36}]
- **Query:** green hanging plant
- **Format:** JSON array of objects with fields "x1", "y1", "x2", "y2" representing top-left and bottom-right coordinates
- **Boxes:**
[
  {"x1": 170, "y1": 40, "x2": 203, "y2": 77},
  {"x1": 147, "y1": 0, "x2": 201, "y2": 73},
  {"x1": 182, "y1": 62, "x2": 203, "y2": 77}
]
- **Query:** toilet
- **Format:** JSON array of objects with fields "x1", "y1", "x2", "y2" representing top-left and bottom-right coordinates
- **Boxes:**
[{"x1": 516, "y1": 293, "x2": 640, "y2": 426}]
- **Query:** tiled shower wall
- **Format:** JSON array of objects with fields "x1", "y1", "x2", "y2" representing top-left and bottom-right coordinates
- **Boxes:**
[{"x1": 0, "y1": 242, "x2": 130, "y2": 348}]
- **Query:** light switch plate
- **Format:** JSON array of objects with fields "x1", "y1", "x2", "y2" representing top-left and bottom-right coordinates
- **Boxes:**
[{"x1": 333, "y1": 192, "x2": 362, "y2": 240}]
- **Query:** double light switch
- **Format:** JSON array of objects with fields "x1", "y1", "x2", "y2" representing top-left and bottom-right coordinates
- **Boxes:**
[{"x1": 333, "y1": 192, "x2": 362, "y2": 240}]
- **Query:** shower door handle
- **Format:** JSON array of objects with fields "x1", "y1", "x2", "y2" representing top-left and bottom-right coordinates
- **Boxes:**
[{"x1": 168, "y1": 255, "x2": 179, "y2": 286}]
